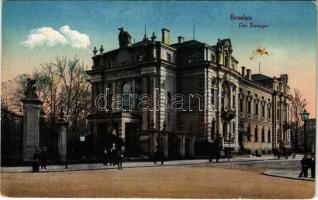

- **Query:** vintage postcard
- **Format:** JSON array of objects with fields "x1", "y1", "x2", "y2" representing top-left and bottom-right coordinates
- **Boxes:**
[{"x1": 1, "y1": 1, "x2": 316, "y2": 199}]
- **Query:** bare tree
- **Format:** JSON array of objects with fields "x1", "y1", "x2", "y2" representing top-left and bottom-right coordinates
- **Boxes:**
[
  {"x1": 291, "y1": 88, "x2": 308, "y2": 125},
  {"x1": 3, "y1": 57, "x2": 90, "y2": 136},
  {"x1": 291, "y1": 88, "x2": 308, "y2": 151},
  {"x1": 57, "y1": 57, "x2": 90, "y2": 136}
]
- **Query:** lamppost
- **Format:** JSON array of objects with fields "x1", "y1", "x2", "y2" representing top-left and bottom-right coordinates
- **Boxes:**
[
  {"x1": 300, "y1": 109, "x2": 309, "y2": 154},
  {"x1": 228, "y1": 134, "x2": 234, "y2": 162}
]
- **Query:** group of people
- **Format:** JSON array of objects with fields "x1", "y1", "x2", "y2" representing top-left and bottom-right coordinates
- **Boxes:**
[
  {"x1": 103, "y1": 144, "x2": 124, "y2": 170},
  {"x1": 299, "y1": 153, "x2": 315, "y2": 178},
  {"x1": 32, "y1": 147, "x2": 47, "y2": 172}
]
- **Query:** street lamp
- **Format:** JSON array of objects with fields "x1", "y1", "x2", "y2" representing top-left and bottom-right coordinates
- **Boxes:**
[
  {"x1": 300, "y1": 109, "x2": 309, "y2": 153},
  {"x1": 228, "y1": 134, "x2": 233, "y2": 162}
]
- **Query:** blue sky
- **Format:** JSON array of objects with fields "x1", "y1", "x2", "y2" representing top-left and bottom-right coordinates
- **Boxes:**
[{"x1": 2, "y1": 1, "x2": 317, "y2": 114}]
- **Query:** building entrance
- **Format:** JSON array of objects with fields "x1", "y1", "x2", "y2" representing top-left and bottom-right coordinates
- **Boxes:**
[{"x1": 125, "y1": 123, "x2": 139, "y2": 156}]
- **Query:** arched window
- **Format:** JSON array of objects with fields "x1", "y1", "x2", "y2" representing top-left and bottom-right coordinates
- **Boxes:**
[
  {"x1": 247, "y1": 124, "x2": 251, "y2": 141},
  {"x1": 221, "y1": 81, "x2": 230, "y2": 110},
  {"x1": 232, "y1": 87, "x2": 236, "y2": 109},
  {"x1": 267, "y1": 128, "x2": 271, "y2": 143},
  {"x1": 211, "y1": 79, "x2": 216, "y2": 106},
  {"x1": 261, "y1": 127, "x2": 265, "y2": 143},
  {"x1": 254, "y1": 126, "x2": 258, "y2": 142},
  {"x1": 268, "y1": 105, "x2": 271, "y2": 119},
  {"x1": 255, "y1": 102, "x2": 259, "y2": 115},
  {"x1": 122, "y1": 82, "x2": 130, "y2": 111},
  {"x1": 247, "y1": 99, "x2": 251, "y2": 114}
]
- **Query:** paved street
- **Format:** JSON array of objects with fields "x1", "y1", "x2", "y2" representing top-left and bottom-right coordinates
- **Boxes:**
[{"x1": 1, "y1": 155, "x2": 314, "y2": 198}]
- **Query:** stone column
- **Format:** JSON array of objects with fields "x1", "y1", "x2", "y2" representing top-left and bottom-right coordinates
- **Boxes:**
[
  {"x1": 22, "y1": 99, "x2": 43, "y2": 162},
  {"x1": 56, "y1": 121, "x2": 68, "y2": 161},
  {"x1": 141, "y1": 77, "x2": 148, "y2": 130},
  {"x1": 21, "y1": 78, "x2": 53, "y2": 162}
]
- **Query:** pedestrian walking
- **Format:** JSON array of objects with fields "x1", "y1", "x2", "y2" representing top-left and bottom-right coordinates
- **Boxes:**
[
  {"x1": 299, "y1": 154, "x2": 309, "y2": 178},
  {"x1": 32, "y1": 150, "x2": 40, "y2": 172},
  {"x1": 208, "y1": 143, "x2": 213, "y2": 163},
  {"x1": 103, "y1": 148, "x2": 109, "y2": 166},
  {"x1": 39, "y1": 147, "x2": 47, "y2": 169},
  {"x1": 110, "y1": 143, "x2": 117, "y2": 166},
  {"x1": 154, "y1": 146, "x2": 164, "y2": 165},
  {"x1": 117, "y1": 150, "x2": 124, "y2": 170}
]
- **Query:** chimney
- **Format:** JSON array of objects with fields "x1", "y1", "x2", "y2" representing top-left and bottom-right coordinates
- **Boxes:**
[
  {"x1": 241, "y1": 66, "x2": 246, "y2": 78},
  {"x1": 246, "y1": 69, "x2": 252, "y2": 80},
  {"x1": 178, "y1": 36, "x2": 184, "y2": 44},
  {"x1": 161, "y1": 28, "x2": 170, "y2": 45}
]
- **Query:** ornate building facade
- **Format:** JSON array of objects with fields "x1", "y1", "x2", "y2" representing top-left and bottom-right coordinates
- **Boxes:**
[{"x1": 86, "y1": 28, "x2": 292, "y2": 158}]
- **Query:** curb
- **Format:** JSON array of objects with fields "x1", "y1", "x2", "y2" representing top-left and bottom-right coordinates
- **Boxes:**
[
  {"x1": 263, "y1": 170, "x2": 315, "y2": 181},
  {"x1": 1, "y1": 158, "x2": 300, "y2": 173}
]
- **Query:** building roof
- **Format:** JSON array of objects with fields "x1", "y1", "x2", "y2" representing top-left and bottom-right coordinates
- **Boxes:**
[
  {"x1": 170, "y1": 40, "x2": 205, "y2": 48},
  {"x1": 131, "y1": 38, "x2": 154, "y2": 47},
  {"x1": 251, "y1": 73, "x2": 273, "y2": 81}
]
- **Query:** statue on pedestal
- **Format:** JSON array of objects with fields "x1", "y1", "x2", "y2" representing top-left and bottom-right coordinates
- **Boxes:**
[
  {"x1": 24, "y1": 78, "x2": 38, "y2": 99},
  {"x1": 118, "y1": 27, "x2": 132, "y2": 49}
]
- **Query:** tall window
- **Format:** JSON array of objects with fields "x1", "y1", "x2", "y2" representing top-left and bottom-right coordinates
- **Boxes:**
[
  {"x1": 247, "y1": 125, "x2": 251, "y2": 141},
  {"x1": 267, "y1": 128, "x2": 271, "y2": 143},
  {"x1": 211, "y1": 89, "x2": 215, "y2": 105},
  {"x1": 240, "y1": 98, "x2": 243, "y2": 112},
  {"x1": 211, "y1": 53, "x2": 216, "y2": 63},
  {"x1": 277, "y1": 109, "x2": 280, "y2": 120},
  {"x1": 167, "y1": 92, "x2": 172, "y2": 105},
  {"x1": 232, "y1": 95, "x2": 236, "y2": 109},
  {"x1": 188, "y1": 53, "x2": 194, "y2": 63},
  {"x1": 211, "y1": 79, "x2": 216, "y2": 106},
  {"x1": 268, "y1": 106, "x2": 271, "y2": 119},
  {"x1": 262, "y1": 104, "x2": 265, "y2": 117},
  {"x1": 247, "y1": 100, "x2": 251, "y2": 114},
  {"x1": 255, "y1": 103, "x2": 259, "y2": 115},
  {"x1": 254, "y1": 127, "x2": 258, "y2": 142},
  {"x1": 261, "y1": 127, "x2": 265, "y2": 143},
  {"x1": 123, "y1": 83, "x2": 130, "y2": 111},
  {"x1": 167, "y1": 53, "x2": 171, "y2": 63}
]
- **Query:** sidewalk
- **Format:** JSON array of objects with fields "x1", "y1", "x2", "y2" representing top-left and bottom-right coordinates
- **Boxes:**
[
  {"x1": 1, "y1": 154, "x2": 302, "y2": 173},
  {"x1": 264, "y1": 168, "x2": 315, "y2": 181}
]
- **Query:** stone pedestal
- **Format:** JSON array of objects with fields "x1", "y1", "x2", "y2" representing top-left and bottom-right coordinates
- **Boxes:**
[
  {"x1": 56, "y1": 122, "x2": 68, "y2": 161},
  {"x1": 22, "y1": 99, "x2": 43, "y2": 162}
]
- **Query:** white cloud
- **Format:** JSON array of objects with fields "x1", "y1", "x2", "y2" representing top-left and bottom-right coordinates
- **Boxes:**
[
  {"x1": 22, "y1": 25, "x2": 90, "y2": 49},
  {"x1": 22, "y1": 27, "x2": 67, "y2": 49},
  {"x1": 60, "y1": 25, "x2": 90, "y2": 49}
]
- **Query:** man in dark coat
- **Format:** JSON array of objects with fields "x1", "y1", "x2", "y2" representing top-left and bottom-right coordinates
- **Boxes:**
[
  {"x1": 208, "y1": 143, "x2": 213, "y2": 163},
  {"x1": 39, "y1": 148, "x2": 47, "y2": 169},
  {"x1": 117, "y1": 150, "x2": 123, "y2": 170},
  {"x1": 32, "y1": 150, "x2": 40, "y2": 172},
  {"x1": 299, "y1": 154, "x2": 309, "y2": 178},
  {"x1": 103, "y1": 148, "x2": 109, "y2": 166},
  {"x1": 110, "y1": 144, "x2": 117, "y2": 166}
]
